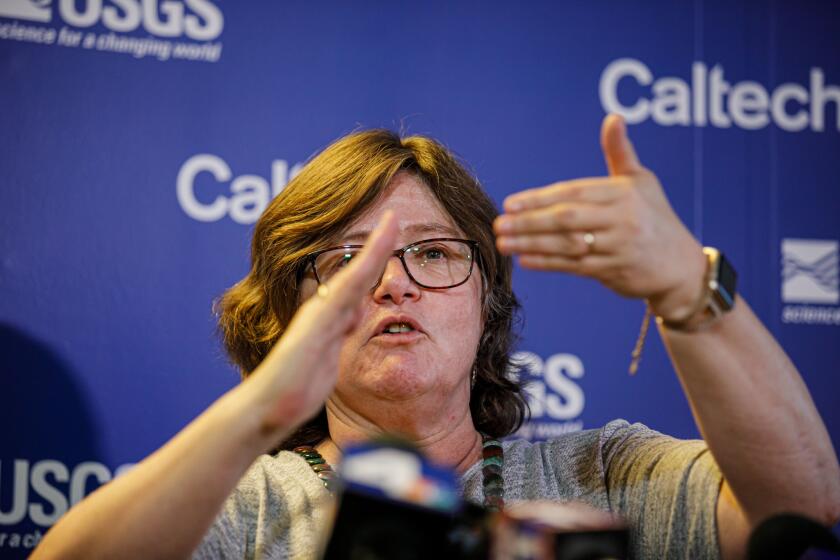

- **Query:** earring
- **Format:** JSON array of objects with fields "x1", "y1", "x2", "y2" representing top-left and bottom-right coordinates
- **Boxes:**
[{"x1": 471, "y1": 366, "x2": 477, "y2": 389}]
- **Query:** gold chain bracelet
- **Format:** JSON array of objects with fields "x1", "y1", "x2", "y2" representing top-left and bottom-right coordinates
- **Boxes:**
[{"x1": 628, "y1": 249, "x2": 717, "y2": 375}]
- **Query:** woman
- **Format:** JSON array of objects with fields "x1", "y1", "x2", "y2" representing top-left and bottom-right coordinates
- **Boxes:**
[{"x1": 33, "y1": 115, "x2": 840, "y2": 559}]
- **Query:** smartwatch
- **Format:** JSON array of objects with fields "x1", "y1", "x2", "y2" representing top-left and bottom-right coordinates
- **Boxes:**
[{"x1": 658, "y1": 247, "x2": 738, "y2": 331}]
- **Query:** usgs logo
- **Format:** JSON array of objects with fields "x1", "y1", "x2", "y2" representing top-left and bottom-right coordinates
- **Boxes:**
[
  {"x1": 509, "y1": 351, "x2": 585, "y2": 420},
  {"x1": 600, "y1": 58, "x2": 839, "y2": 132},
  {"x1": 177, "y1": 154, "x2": 305, "y2": 224},
  {"x1": 0, "y1": 459, "x2": 134, "y2": 527},
  {"x1": 0, "y1": 0, "x2": 223, "y2": 41}
]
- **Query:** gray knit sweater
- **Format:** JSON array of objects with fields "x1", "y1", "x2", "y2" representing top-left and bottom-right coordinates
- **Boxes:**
[{"x1": 193, "y1": 419, "x2": 722, "y2": 559}]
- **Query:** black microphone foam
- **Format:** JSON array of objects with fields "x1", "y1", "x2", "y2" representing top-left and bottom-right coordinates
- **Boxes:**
[{"x1": 747, "y1": 513, "x2": 840, "y2": 560}]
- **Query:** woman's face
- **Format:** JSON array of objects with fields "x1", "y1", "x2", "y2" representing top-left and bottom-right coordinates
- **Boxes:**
[{"x1": 303, "y1": 172, "x2": 484, "y2": 417}]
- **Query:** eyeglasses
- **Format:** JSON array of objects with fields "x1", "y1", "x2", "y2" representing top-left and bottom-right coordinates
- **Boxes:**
[{"x1": 304, "y1": 238, "x2": 479, "y2": 289}]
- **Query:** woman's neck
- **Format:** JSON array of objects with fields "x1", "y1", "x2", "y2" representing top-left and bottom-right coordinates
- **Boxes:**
[{"x1": 316, "y1": 399, "x2": 484, "y2": 475}]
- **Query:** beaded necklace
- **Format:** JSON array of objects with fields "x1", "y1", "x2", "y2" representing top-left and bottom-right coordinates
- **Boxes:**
[{"x1": 293, "y1": 434, "x2": 505, "y2": 511}]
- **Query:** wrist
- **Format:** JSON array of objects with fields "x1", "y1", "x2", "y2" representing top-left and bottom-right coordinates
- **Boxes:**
[
  {"x1": 653, "y1": 247, "x2": 739, "y2": 332},
  {"x1": 629, "y1": 246, "x2": 737, "y2": 373},
  {"x1": 228, "y1": 375, "x2": 298, "y2": 454},
  {"x1": 647, "y1": 245, "x2": 707, "y2": 322}
]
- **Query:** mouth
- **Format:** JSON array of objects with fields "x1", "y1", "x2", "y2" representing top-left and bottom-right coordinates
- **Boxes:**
[
  {"x1": 380, "y1": 322, "x2": 417, "y2": 335},
  {"x1": 371, "y1": 316, "x2": 425, "y2": 342}
]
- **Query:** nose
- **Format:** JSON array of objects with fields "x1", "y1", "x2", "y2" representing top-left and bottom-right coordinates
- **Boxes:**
[{"x1": 372, "y1": 254, "x2": 421, "y2": 305}]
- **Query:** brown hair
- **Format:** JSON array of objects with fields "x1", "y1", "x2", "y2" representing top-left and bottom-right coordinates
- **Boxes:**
[{"x1": 216, "y1": 129, "x2": 527, "y2": 451}]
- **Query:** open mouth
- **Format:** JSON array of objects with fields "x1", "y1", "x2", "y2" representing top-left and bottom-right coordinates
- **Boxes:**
[
  {"x1": 381, "y1": 322, "x2": 417, "y2": 334},
  {"x1": 371, "y1": 316, "x2": 424, "y2": 342}
]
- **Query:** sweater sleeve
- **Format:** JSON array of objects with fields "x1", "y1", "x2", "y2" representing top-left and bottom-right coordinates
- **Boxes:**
[
  {"x1": 598, "y1": 419, "x2": 723, "y2": 559},
  {"x1": 191, "y1": 453, "x2": 334, "y2": 560},
  {"x1": 191, "y1": 475, "x2": 254, "y2": 559}
]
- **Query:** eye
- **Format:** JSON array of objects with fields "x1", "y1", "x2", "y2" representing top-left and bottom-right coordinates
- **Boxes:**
[
  {"x1": 317, "y1": 248, "x2": 362, "y2": 277},
  {"x1": 421, "y1": 246, "x2": 448, "y2": 260},
  {"x1": 336, "y1": 252, "x2": 355, "y2": 268}
]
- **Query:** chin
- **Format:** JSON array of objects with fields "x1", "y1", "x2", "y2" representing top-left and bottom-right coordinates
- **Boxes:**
[{"x1": 349, "y1": 358, "x2": 436, "y2": 401}]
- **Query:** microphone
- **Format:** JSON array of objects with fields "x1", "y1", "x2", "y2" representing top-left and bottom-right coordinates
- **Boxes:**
[
  {"x1": 322, "y1": 437, "x2": 479, "y2": 559},
  {"x1": 321, "y1": 438, "x2": 629, "y2": 559}
]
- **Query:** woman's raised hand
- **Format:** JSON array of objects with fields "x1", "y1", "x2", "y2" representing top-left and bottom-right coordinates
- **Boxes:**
[
  {"x1": 31, "y1": 213, "x2": 400, "y2": 559},
  {"x1": 493, "y1": 114, "x2": 706, "y2": 321},
  {"x1": 243, "y1": 211, "x2": 399, "y2": 441}
]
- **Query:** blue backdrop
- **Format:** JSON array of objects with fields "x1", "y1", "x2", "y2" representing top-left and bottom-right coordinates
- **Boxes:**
[{"x1": 1, "y1": 1, "x2": 838, "y2": 555}]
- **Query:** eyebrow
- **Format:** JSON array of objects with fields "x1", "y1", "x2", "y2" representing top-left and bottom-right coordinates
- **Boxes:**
[{"x1": 340, "y1": 222, "x2": 462, "y2": 244}]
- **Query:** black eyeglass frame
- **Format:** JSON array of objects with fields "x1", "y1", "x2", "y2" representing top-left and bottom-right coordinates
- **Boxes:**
[{"x1": 302, "y1": 237, "x2": 480, "y2": 290}]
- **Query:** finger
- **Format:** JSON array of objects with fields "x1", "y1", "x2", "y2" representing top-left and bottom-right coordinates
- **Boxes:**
[
  {"x1": 497, "y1": 228, "x2": 625, "y2": 257},
  {"x1": 601, "y1": 114, "x2": 644, "y2": 176},
  {"x1": 329, "y1": 210, "x2": 398, "y2": 305},
  {"x1": 503, "y1": 177, "x2": 624, "y2": 213},
  {"x1": 518, "y1": 253, "x2": 620, "y2": 276},
  {"x1": 494, "y1": 204, "x2": 615, "y2": 235},
  {"x1": 497, "y1": 232, "x2": 590, "y2": 257}
]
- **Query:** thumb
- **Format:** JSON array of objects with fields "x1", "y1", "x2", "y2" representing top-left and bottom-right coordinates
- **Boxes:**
[{"x1": 600, "y1": 113, "x2": 644, "y2": 176}]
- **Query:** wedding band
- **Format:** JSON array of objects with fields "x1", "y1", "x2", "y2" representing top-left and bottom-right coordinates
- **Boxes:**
[
  {"x1": 583, "y1": 232, "x2": 596, "y2": 251},
  {"x1": 317, "y1": 284, "x2": 330, "y2": 299}
]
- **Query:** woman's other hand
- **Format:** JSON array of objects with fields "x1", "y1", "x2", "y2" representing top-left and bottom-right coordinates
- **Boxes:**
[
  {"x1": 493, "y1": 114, "x2": 706, "y2": 322},
  {"x1": 242, "y1": 211, "x2": 399, "y2": 440},
  {"x1": 31, "y1": 211, "x2": 401, "y2": 560}
]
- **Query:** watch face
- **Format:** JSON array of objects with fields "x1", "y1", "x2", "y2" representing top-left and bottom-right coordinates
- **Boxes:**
[{"x1": 717, "y1": 253, "x2": 738, "y2": 310}]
